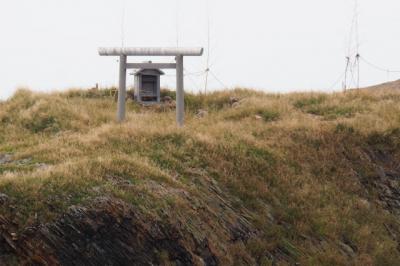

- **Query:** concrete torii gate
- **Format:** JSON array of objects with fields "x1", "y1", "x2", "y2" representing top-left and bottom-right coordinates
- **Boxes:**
[{"x1": 98, "y1": 47, "x2": 204, "y2": 127}]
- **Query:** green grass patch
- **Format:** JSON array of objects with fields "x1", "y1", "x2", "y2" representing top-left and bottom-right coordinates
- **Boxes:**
[
  {"x1": 306, "y1": 105, "x2": 356, "y2": 120},
  {"x1": 294, "y1": 95, "x2": 358, "y2": 119},
  {"x1": 23, "y1": 116, "x2": 60, "y2": 133},
  {"x1": 293, "y1": 95, "x2": 326, "y2": 109},
  {"x1": 335, "y1": 123, "x2": 355, "y2": 134},
  {"x1": 225, "y1": 108, "x2": 280, "y2": 122}
]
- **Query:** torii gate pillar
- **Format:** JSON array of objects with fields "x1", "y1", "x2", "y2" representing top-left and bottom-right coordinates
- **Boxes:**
[
  {"x1": 99, "y1": 47, "x2": 203, "y2": 127},
  {"x1": 118, "y1": 55, "x2": 127, "y2": 122},
  {"x1": 175, "y1": 55, "x2": 184, "y2": 127}
]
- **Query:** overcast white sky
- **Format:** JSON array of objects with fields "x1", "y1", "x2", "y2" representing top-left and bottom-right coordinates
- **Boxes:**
[{"x1": 0, "y1": 0, "x2": 400, "y2": 99}]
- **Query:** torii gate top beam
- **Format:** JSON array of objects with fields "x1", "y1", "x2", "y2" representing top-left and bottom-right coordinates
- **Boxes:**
[{"x1": 98, "y1": 47, "x2": 203, "y2": 57}]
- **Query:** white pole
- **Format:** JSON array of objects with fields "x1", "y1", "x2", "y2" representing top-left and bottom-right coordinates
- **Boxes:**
[
  {"x1": 118, "y1": 55, "x2": 127, "y2": 122},
  {"x1": 176, "y1": 55, "x2": 184, "y2": 127}
]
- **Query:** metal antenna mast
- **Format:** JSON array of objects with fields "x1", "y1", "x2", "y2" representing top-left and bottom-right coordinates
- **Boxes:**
[
  {"x1": 355, "y1": 0, "x2": 360, "y2": 89},
  {"x1": 204, "y1": 0, "x2": 211, "y2": 95},
  {"x1": 343, "y1": 0, "x2": 361, "y2": 91}
]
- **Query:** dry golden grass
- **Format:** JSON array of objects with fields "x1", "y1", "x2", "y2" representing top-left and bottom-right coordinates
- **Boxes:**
[{"x1": 1, "y1": 83, "x2": 400, "y2": 265}]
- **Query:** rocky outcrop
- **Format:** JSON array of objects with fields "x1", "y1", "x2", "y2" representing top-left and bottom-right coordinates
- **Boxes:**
[
  {"x1": 1, "y1": 197, "x2": 218, "y2": 266},
  {"x1": 0, "y1": 154, "x2": 12, "y2": 164},
  {"x1": 196, "y1": 109, "x2": 208, "y2": 118},
  {"x1": 354, "y1": 145, "x2": 400, "y2": 215}
]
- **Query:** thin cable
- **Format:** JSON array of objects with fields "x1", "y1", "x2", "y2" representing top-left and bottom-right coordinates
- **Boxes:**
[
  {"x1": 186, "y1": 70, "x2": 207, "y2": 76},
  {"x1": 175, "y1": 0, "x2": 180, "y2": 47},
  {"x1": 328, "y1": 70, "x2": 346, "y2": 91},
  {"x1": 121, "y1": 0, "x2": 127, "y2": 47},
  {"x1": 354, "y1": 0, "x2": 360, "y2": 55},
  {"x1": 343, "y1": 56, "x2": 350, "y2": 91},
  {"x1": 165, "y1": 70, "x2": 206, "y2": 77},
  {"x1": 360, "y1": 56, "x2": 400, "y2": 73},
  {"x1": 164, "y1": 70, "x2": 204, "y2": 91},
  {"x1": 184, "y1": 68, "x2": 202, "y2": 91},
  {"x1": 209, "y1": 71, "x2": 228, "y2": 89},
  {"x1": 187, "y1": 76, "x2": 202, "y2": 91},
  {"x1": 169, "y1": 70, "x2": 206, "y2": 76},
  {"x1": 347, "y1": 2, "x2": 356, "y2": 57},
  {"x1": 349, "y1": 63, "x2": 356, "y2": 89}
]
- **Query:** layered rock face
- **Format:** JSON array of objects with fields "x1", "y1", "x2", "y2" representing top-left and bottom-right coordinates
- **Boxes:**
[{"x1": 1, "y1": 198, "x2": 219, "y2": 266}]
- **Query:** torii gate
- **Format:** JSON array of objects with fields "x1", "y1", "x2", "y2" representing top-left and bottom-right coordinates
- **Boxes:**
[{"x1": 98, "y1": 47, "x2": 204, "y2": 127}]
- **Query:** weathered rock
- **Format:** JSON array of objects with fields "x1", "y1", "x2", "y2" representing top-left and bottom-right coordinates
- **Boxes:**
[
  {"x1": 0, "y1": 193, "x2": 9, "y2": 206},
  {"x1": 166, "y1": 100, "x2": 177, "y2": 109},
  {"x1": 338, "y1": 241, "x2": 356, "y2": 258},
  {"x1": 229, "y1": 97, "x2": 239, "y2": 105},
  {"x1": 35, "y1": 163, "x2": 50, "y2": 170},
  {"x1": 10, "y1": 197, "x2": 218, "y2": 266},
  {"x1": 0, "y1": 154, "x2": 12, "y2": 164},
  {"x1": 231, "y1": 102, "x2": 240, "y2": 108},
  {"x1": 357, "y1": 149, "x2": 400, "y2": 215},
  {"x1": 196, "y1": 109, "x2": 209, "y2": 118},
  {"x1": 162, "y1": 96, "x2": 173, "y2": 103},
  {"x1": 15, "y1": 158, "x2": 32, "y2": 165},
  {"x1": 0, "y1": 215, "x2": 18, "y2": 264}
]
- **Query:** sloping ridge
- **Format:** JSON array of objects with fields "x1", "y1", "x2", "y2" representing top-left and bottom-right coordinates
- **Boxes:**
[
  {"x1": 2, "y1": 86, "x2": 400, "y2": 265},
  {"x1": 363, "y1": 79, "x2": 400, "y2": 91}
]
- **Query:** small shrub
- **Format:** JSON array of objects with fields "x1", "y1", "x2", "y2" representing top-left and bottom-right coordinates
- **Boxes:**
[
  {"x1": 0, "y1": 115, "x2": 10, "y2": 124},
  {"x1": 294, "y1": 95, "x2": 357, "y2": 119},
  {"x1": 225, "y1": 108, "x2": 280, "y2": 122},
  {"x1": 335, "y1": 123, "x2": 355, "y2": 134},
  {"x1": 65, "y1": 88, "x2": 117, "y2": 99},
  {"x1": 257, "y1": 110, "x2": 280, "y2": 122},
  {"x1": 162, "y1": 89, "x2": 243, "y2": 112},
  {"x1": 294, "y1": 96, "x2": 326, "y2": 109},
  {"x1": 307, "y1": 105, "x2": 355, "y2": 119},
  {"x1": 225, "y1": 109, "x2": 253, "y2": 121},
  {"x1": 205, "y1": 95, "x2": 232, "y2": 110},
  {"x1": 151, "y1": 133, "x2": 186, "y2": 147},
  {"x1": 184, "y1": 93, "x2": 206, "y2": 112},
  {"x1": 160, "y1": 89, "x2": 176, "y2": 100},
  {"x1": 160, "y1": 90, "x2": 208, "y2": 112},
  {"x1": 23, "y1": 116, "x2": 60, "y2": 133},
  {"x1": 366, "y1": 131, "x2": 396, "y2": 151},
  {"x1": 243, "y1": 144, "x2": 276, "y2": 163}
]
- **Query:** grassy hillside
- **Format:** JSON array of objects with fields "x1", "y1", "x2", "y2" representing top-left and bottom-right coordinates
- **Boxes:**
[{"x1": 1, "y1": 83, "x2": 400, "y2": 265}]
